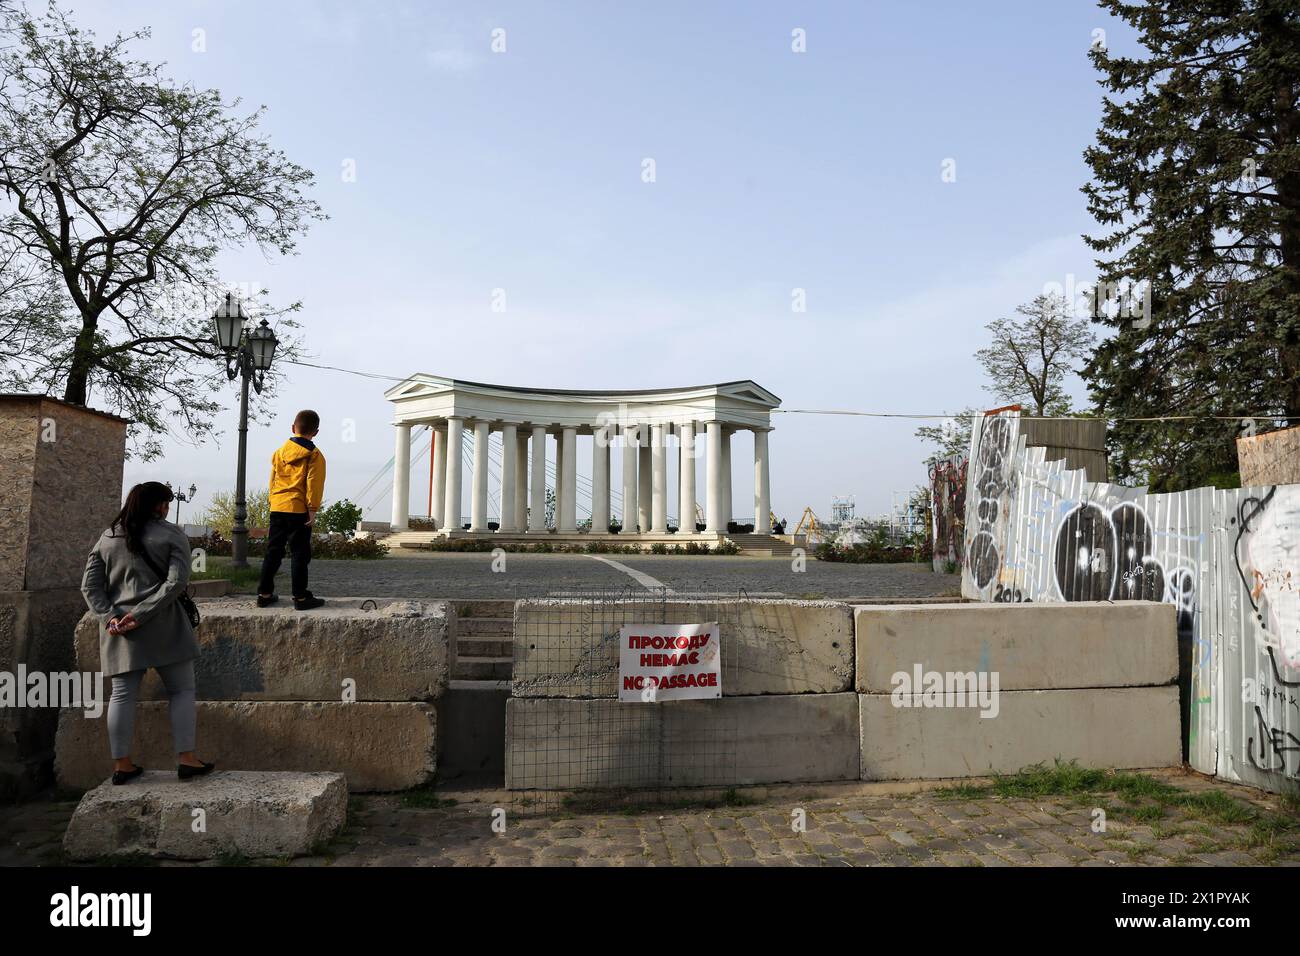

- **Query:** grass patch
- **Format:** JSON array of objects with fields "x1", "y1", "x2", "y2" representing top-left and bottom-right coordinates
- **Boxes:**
[
  {"x1": 397, "y1": 785, "x2": 458, "y2": 809},
  {"x1": 987, "y1": 761, "x2": 1183, "y2": 801},
  {"x1": 191, "y1": 557, "x2": 261, "y2": 593},
  {"x1": 1125, "y1": 802, "x2": 1166, "y2": 823},
  {"x1": 1176, "y1": 790, "x2": 1256, "y2": 825},
  {"x1": 935, "y1": 760, "x2": 1285, "y2": 846}
]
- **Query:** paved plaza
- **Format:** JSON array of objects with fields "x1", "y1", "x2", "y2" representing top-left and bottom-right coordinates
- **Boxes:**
[
  {"x1": 5, "y1": 770, "x2": 1297, "y2": 868},
  {"x1": 298, "y1": 553, "x2": 962, "y2": 600}
]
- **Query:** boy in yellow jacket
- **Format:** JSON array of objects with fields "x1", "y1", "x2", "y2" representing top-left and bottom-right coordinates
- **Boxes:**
[{"x1": 257, "y1": 410, "x2": 327, "y2": 610}]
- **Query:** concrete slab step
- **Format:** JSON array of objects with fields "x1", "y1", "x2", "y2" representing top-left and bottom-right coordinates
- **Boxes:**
[
  {"x1": 449, "y1": 679, "x2": 510, "y2": 691},
  {"x1": 456, "y1": 617, "x2": 514, "y2": 636},
  {"x1": 451, "y1": 600, "x2": 516, "y2": 619},
  {"x1": 457, "y1": 638, "x2": 512, "y2": 658},
  {"x1": 63, "y1": 770, "x2": 347, "y2": 861},
  {"x1": 452, "y1": 656, "x2": 512, "y2": 680},
  {"x1": 724, "y1": 533, "x2": 797, "y2": 557}
]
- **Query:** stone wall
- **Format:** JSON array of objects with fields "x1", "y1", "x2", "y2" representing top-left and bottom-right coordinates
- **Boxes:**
[
  {"x1": 504, "y1": 596, "x2": 1182, "y2": 792},
  {"x1": 855, "y1": 602, "x2": 1180, "y2": 779},
  {"x1": 55, "y1": 598, "x2": 450, "y2": 792},
  {"x1": 0, "y1": 396, "x2": 127, "y2": 800},
  {"x1": 512, "y1": 598, "x2": 853, "y2": 698}
]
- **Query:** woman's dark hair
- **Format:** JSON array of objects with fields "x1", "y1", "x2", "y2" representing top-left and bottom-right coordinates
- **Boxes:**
[{"x1": 110, "y1": 482, "x2": 174, "y2": 554}]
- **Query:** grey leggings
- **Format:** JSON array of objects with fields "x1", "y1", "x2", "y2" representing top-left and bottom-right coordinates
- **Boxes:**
[{"x1": 107, "y1": 660, "x2": 197, "y2": 759}]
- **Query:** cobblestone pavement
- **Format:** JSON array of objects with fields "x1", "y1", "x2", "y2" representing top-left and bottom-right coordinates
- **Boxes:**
[
  {"x1": 298, "y1": 553, "x2": 961, "y2": 600},
  {"x1": 4, "y1": 771, "x2": 1297, "y2": 867}
]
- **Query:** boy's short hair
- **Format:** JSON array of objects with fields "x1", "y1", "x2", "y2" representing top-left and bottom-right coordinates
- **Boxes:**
[{"x1": 293, "y1": 409, "x2": 321, "y2": 435}]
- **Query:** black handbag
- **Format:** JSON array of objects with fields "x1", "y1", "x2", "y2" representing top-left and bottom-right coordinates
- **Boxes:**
[{"x1": 139, "y1": 547, "x2": 202, "y2": 629}]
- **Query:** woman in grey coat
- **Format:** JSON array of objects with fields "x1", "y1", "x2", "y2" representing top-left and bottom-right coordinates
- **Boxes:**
[{"x1": 82, "y1": 481, "x2": 216, "y2": 785}]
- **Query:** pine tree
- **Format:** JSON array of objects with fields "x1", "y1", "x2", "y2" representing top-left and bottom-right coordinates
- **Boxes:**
[{"x1": 1083, "y1": 0, "x2": 1300, "y2": 491}]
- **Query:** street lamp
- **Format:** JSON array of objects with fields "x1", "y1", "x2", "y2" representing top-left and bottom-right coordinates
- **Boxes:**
[
  {"x1": 167, "y1": 482, "x2": 198, "y2": 528},
  {"x1": 212, "y1": 293, "x2": 279, "y2": 568}
]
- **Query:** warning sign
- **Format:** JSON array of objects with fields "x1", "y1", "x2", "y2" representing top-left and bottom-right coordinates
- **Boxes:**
[{"x1": 619, "y1": 622, "x2": 722, "y2": 702}]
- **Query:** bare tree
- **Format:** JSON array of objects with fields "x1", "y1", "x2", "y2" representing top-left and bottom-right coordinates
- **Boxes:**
[
  {"x1": 0, "y1": 4, "x2": 323, "y2": 457},
  {"x1": 914, "y1": 406, "x2": 979, "y2": 466},
  {"x1": 975, "y1": 293, "x2": 1093, "y2": 417}
]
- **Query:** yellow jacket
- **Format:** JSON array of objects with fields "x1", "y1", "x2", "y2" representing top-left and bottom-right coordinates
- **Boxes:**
[{"x1": 268, "y1": 437, "x2": 326, "y2": 514}]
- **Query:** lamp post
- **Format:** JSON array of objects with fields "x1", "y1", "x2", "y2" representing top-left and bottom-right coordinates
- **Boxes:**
[
  {"x1": 212, "y1": 293, "x2": 279, "y2": 568},
  {"x1": 167, "y1": 482, "x2": 198, "y2": 528}
]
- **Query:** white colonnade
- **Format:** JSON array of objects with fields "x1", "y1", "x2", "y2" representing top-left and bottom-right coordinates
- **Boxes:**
[{"x1": 386, "y1": 377, "x2": 779, "y2": 540}]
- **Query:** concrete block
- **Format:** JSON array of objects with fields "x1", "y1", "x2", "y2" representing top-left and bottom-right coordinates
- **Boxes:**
[
  {"x1": 854, "y1": 601, "x2": 1177, "y2": 692},
  {"x1": 512, "y1": 599, "x2": 853, "y2": 698},
  {"x1": 55, "y1": 701, "x2": 436, "y2": 792},
  {"x1": 74, "y1": 598, "x2": 451, "y2": 702},
  {"x1": 0, "y1": 586, "x2": 85, "y2": 798},
  {"x1": 63, "y1": 770, "x2": 347, "y2": 860},
  {"x1": 858, "y1": 686, "x2": 1181, "y2": 780},
  {"x1": 506, "y1": 692, "x2": 859, "y2": 789}
]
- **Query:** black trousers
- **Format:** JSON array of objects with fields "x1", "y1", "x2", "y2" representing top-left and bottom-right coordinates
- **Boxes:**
[{"x1": 257, "y1": 511, "x2": 312, "y2": 598}]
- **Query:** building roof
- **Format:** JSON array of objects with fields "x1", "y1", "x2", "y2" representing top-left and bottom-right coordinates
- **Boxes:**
[{"x1": 384, "y1": 375, "x2": 781, "y2": 407}]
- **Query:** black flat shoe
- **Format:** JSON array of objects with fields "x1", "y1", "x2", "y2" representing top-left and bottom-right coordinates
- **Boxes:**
[
  {"x1": 294, "y1": 592, "x2": 324, "y2": 610},
  {"x1": 111, "y1": 765, "x2": 144, "y2": 786},
  {"x1": 256, "y1": 593, "x2": 279, "y2": 608},
  {"x1": 177, "y1": 761, "x2": 215, "y2": 780}
]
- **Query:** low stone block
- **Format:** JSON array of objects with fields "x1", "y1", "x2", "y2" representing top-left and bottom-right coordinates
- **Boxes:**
[
  {"x1": 854, "y1": 601, "x2": 1177, "y2": 692},
  {"x1": 858, "y1": 686, "x2": 1181, "y2": 780},
  {"x1": 506, "y1": 692, "x2": 859, "y2": 789},
  {"x1": 62, "y1": 770, "x2": 347, "y2": 860},
  {"x1": 74, "y1": 597, "x2": 450, "y2": 702},
  {"x1": 55, "y1": 701, "x2": 436, "y2": 792},
  {"x1": 512, "y1": 599, "x2": 853, "y2": 698}
]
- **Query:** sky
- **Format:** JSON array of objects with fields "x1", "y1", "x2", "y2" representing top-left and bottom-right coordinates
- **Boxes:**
[{"x1": 65, "y1": 0, "x2": 1140, "y2": 526}]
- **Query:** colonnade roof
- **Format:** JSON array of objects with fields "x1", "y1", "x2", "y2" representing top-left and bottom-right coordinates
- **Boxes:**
[{"x1": 385, "y1": 374, "x2": 781, "y2": 431}]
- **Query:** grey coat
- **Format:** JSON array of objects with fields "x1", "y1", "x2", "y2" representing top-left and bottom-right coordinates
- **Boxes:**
[{"x1": 81, "y1": 518, "x2": 199, "y2": 678}]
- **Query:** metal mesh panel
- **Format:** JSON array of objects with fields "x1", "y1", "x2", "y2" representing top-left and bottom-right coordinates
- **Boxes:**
[{"x1": 508, "y1": 586, "x2": 758, "y2": 812}]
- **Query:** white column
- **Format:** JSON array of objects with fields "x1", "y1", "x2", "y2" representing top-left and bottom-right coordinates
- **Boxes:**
[
  {"x1": 667, "y1": 427, "x2": 679, "y2": 532},
  {"x1": 514, "y1": 431, "x2": 529, "y2": 530},
  {"x1": 754, "y1": 427, "x2": 771, "y2": 533},
  {"x1": 391, "y1": 422, "x2": 412, "y2": 530},
  {"x1": 637, "y1": 429, "x2": 652, "y2": 534},
  {"x1": 679, "y1": 422, "x2": 696, "y2": 533},
  {"x1": 554, "y1": 429, "x2": 565, "y2": 526},
  {"x1": 431, "y1": 423, "x2": 447, "y2": 528},
  {"x1": 621, "y1": 424, "x2": 638, "y2": 532},
  {"x1": 470, "y1": 420, "x2": 490, "y2": 532},
  {"x1": 499, "y1": 423, "x2": 518, "y2": 532},
  {"x1": 528, "y1": 425, "x2": 547, "y2": 532},
  {"x1": 592, "y1": 424, "x2": 610, "y2": 533},
  {"x1": 651, "y1": 423, "x2": 668, "y2": 533},
  {"x1": 443, "y1": 417, "x2": 464, "y2": 531},
  {"x1": 559, "y1": 426, "x2": 578, "y2": 532},
  {"x1": 704, "y1": 421, "x2": 723, "y2": 534},
  {"x1": 720, "y1": 427, "x2": 733, "y2": 530}
]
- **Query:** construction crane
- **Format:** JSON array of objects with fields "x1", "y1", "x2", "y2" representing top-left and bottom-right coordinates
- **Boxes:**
[{"x1": 793, "y1": 506, "x2": 826, "y2": 546}]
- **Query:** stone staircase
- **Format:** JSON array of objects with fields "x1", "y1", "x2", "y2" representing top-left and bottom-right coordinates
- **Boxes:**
[
  {"x1": 377, "y1": 529, "x2": 442, "y2": 549},
  {"x1": 438, "y1": 599, "x2": 514, "y2": 784},
  {"x1": 452, "y1": 600, "x2": 514, "y2": 682},
  {"x1": 723, "y1": 533, "x2": 798, "y2": 557}
]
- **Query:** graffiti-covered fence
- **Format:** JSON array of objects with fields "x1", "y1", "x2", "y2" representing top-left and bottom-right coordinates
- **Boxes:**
[
  {"x1": 929, "y1": 454, "x2": 967, "y2": 573},
  {"x1": 962, "y1": 411, "x2": 1299, "y2": 795}
]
